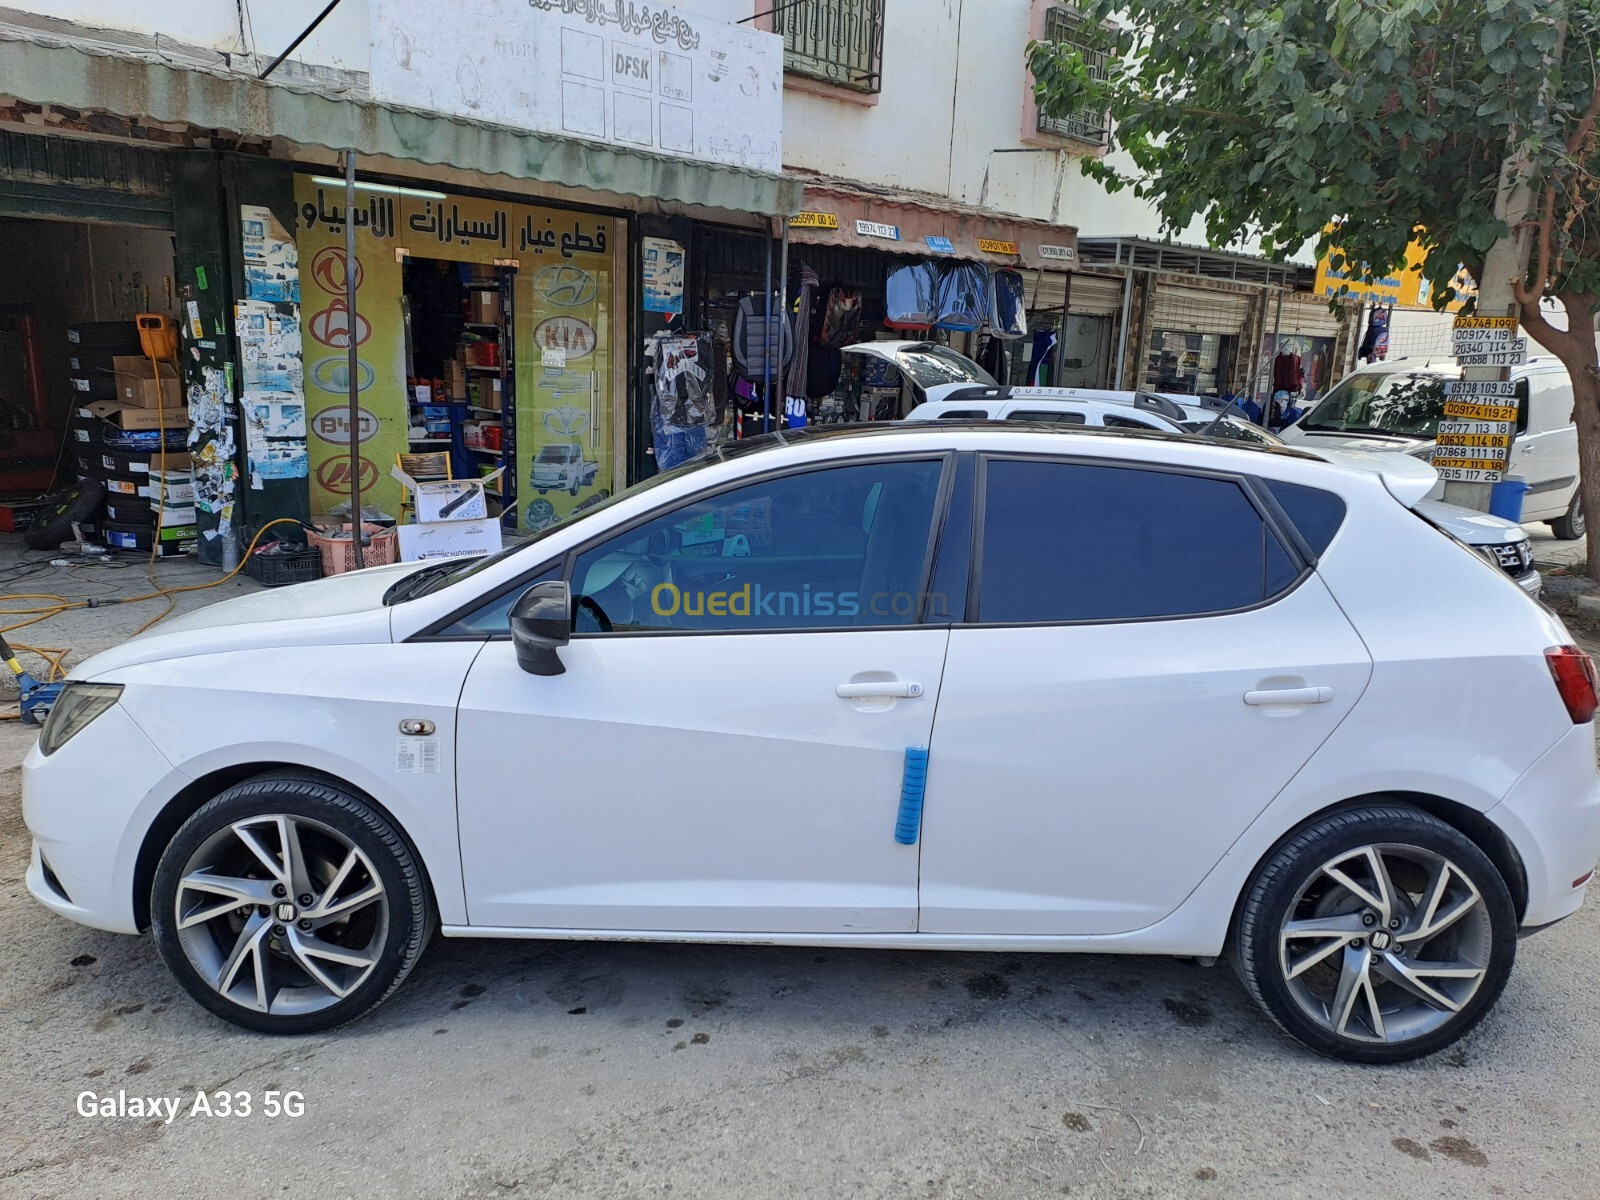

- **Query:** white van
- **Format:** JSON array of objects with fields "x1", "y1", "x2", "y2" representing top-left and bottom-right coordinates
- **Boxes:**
[{"x1": 1279, "y1": 357, "x2": 1583, "y2": 538}]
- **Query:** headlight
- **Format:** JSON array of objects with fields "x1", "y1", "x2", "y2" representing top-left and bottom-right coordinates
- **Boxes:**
[{"x1": 39, "y1": 683, "x2": 123, "y2": 756}]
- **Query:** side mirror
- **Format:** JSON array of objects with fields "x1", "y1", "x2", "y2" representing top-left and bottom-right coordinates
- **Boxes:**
[{"x1": 509, "y1": 580, "x2": 571, "y2": 676}]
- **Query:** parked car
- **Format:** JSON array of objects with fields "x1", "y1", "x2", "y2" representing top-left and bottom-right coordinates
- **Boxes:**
[
  {"x1": 25, "y1": 424, "x2": 1599, "y2": 1061},
  {"x1": 1280, "y1": 357, "x2": 1583, "y2": 539},
  {"x1": 905, "y1": 389, "x2": 1541, "y2": 595},
  {"x1": 530, "y1": 442, "x2": 599, "y2": 496}
]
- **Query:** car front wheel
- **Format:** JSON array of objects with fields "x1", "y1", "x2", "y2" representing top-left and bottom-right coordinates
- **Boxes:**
[
  {"x1": 1233, "y1": 805, "x2": 1515, "y2": 1063},
  {"x1": 150, "y1": 774, "x2": 432, "y2": 1034}
]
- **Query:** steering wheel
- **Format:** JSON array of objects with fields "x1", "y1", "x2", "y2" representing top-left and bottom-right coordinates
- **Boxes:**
[{"x1": 576, "y1": 595, "x2": 613, "y2": 633}]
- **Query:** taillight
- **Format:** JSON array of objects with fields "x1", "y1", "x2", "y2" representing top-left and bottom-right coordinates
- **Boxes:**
[{"x1": 1545, "y1": 645, "x2": 1599, "y2": 723}]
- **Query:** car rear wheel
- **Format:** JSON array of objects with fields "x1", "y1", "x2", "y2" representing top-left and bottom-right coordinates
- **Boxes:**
[
  {"x1": 151, "y1": 775, "x2": 432, "y2": 1034},
  {"x1": 1550, "y1": 492, "x2": 1585, "y2": 541},
  {"x1": 1233, "y1": 806, "x2": 1515, "y2": 1063}
]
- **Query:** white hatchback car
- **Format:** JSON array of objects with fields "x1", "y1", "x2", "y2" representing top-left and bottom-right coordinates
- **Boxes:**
[{"x1": 24, "y1": 425, "x2": 1600, "y2": 1061}]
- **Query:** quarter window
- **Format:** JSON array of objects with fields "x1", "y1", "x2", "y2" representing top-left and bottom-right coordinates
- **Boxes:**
[
  {"x1": 570, "y1": 460, "x2": 945, "y2": 633},
  {"x1": 977, "y1": 460, "x2": 1299, "y2": 623}
]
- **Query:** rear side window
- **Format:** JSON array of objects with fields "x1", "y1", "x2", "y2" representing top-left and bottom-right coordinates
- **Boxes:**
[
  {"x1": 937, "y1": 409, "x2": 991, "y2": 420},
  {"x1": 1007, "y1": 410, "x2": 1087, "y2": 425},
  {"x1": 977, "y1": 460, "x2": 1300, "y2": 623},
  {"x1": 1263, "y1": 480, "x2": 1346, "y2": 557},
  {"x1": 1103, "y1": 415, "x2": 1164, "y2": 430}
]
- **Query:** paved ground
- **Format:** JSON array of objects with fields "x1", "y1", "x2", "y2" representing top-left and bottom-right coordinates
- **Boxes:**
[{"x1": 1, "y1": 536, "x2": 1598, "y2": 1199}]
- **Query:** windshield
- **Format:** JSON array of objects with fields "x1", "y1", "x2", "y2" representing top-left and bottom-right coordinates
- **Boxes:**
[
  {"x1": 536, "y1": 446, "x2": 577, "y2": 463},
  {"x1": 1297, "y1": 370, "x2": 1449, "y2": 437},
  {"x1": 1182, "y1": 417, "x2": 1283, "y2": 446},
  {"x1": 895, "y1": 345, "x2": 997, "y2": 388}
]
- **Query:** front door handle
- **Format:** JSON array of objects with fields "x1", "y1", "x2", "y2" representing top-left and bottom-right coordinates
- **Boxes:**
[
  {"x1": 1244, "y1": 686, "x2": 1333, "y2": 706},
  {"x1": 837, "y1": 681, "x2": 924, "y2": 699}
]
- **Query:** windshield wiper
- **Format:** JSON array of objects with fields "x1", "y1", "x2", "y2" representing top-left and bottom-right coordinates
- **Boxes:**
[{"x1": 382, "y1": 561, "x2": 455, "y2": 605}]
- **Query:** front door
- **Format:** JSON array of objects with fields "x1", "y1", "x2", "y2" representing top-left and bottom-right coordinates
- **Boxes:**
[
  {"x1": 918, "y1": 457, "x2": 1373, "y2": 936},
  {"x1": 455, "y1": 456, "x2": 952, "y2": 932}
]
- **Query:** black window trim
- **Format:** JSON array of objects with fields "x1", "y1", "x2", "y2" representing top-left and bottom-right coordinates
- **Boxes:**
[
  {"x1": 410, "y1": 450, "x2": 961, "y2": 641},
  {"x1": 964, "y1": 451, "x2": 1315, "y2": 630}
]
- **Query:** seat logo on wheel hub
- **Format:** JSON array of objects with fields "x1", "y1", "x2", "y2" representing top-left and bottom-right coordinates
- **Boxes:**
[
  {"x1": 1369, "y1": 929, "x2": 1392, "y2": 951},
  {"x1": 274, "y1": 902, "x2": 297, "y2": 922}
]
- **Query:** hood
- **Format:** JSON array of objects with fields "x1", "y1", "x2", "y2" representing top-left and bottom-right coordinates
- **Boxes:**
[
  {"x1": 1280, "y1": 427, "x2": 1422, "y2": 453},
  {"x1": 71, "y1": 560, "x2": 422, "y2": 679},
  {"x1": 1413, "y1": 498, "x2": 1529, "y2": 546},
  {"x1": 1300, "y1": 447, "x2": 1438, "y2": 508}
]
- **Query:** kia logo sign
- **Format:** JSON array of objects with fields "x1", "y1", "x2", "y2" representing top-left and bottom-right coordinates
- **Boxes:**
[
  {"x1": 311, "y1": 406, "x2": 380, "y2": 445},
  {"x1": 533, "y1": 316, "x2": 597, "y2": 361}
]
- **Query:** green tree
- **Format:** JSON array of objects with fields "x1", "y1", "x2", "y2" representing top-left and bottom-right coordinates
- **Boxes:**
[{"x1": 1032, "y1": 0, "x2": 1600, "y2": 571}]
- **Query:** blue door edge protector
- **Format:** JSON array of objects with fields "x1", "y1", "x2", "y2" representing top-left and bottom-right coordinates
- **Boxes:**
[{"x1": 895, "y1": 746, "x2": 929, "y2": 845}]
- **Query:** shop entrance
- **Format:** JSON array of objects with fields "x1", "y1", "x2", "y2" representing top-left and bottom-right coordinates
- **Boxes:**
[
  {"x1": 0, "y1": 213, "x2": 187, "y2": 549},
  {"x1": 400, "y1": 257, "x2": 516, "y2": 518}
]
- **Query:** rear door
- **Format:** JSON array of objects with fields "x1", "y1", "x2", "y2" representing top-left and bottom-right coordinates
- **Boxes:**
[
  {"x1": 918, "y1": 457, "x2": 1372, "y2": 936},
  {"x1": 1512, "y1": 371, "x2": 1578, "y2": 519}
]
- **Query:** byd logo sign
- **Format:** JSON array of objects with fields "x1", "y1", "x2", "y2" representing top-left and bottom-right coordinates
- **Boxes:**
[{"x1": 311, "y1": 407, "x2": 379, "y2": 445}]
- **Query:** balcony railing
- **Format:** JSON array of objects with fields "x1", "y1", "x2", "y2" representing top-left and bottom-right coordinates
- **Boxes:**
[
  {"x1": 773, "y1": 0, "x2": 886, "y2": 94},
  {"x1": 1037, "y1": 6, "x2": 1109, "y2": 145}
]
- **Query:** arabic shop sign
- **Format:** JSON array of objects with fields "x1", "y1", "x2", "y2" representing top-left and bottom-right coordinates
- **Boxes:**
[
  {"x1": 298, "y1": 187, "x2": 610, "y2": 261},
  {"x1": 370, "y1": 0, "x2": 783, "y2": 174}
]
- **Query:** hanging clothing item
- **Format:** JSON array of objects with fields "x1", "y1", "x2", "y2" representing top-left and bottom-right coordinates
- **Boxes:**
[
  {"x1": 884, "y1": 261, "x2": 939, "y2": 330},
  {"x1": 1272, "y1": 350, "x2": 1304, "y2": 392},
  {"x1": 732, "y1": 293, "x2": 793, "y2": 379},
  {"x1": 1358, "y1": 307, "x2": 1391, "y2": 362},
  {"x1": 806, "y1": 342, "x2": 842, "y2": 399},
  {"x1": 975, "y1": 335, "x2": 1007, "y2": 379},
  {"x1": 1026, "y1": 327, "x2": 1058, "y2": 385},
  {"x1": 816, "y1": 287, "x2": 862, "y2": 347},
  {"x1": 646, "y1": 332, "x2": 713, "y2": 470},
  {"x1": 784, "y1": 264, "x2": 819, "y2": 422},
  {"x1": 934, "y1": 262, "x2": 990, "y2": 332},
  {"x1": 988, "y1": 270, "x2": 1028, "y2": 339}
]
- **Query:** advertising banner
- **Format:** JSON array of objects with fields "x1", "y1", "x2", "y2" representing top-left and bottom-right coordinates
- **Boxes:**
[{"x1": 294, "y1": 177, "x2": 615, "y2": 529}]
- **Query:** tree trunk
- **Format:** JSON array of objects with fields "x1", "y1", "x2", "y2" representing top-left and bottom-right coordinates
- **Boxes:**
[{"x1": 1521, "y1": 294, "x2": 1600, "y2": 582}]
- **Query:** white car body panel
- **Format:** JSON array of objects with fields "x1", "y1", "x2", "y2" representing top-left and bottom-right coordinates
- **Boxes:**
[
  {"x1": 20, "y1": 426, "x2": 1599, "y2": 966},
  {"x1": 919, "y1": 574, "x2": 1372, "y2": 936},
  {"x1": 457, "y1": 630, "x2": 946, "y2": 931}
]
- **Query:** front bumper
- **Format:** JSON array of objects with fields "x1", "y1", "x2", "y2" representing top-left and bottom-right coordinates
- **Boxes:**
[
  {"x1": 1491, "y1": 723, "x2": 1600, "y2": 928},
  {"x1": 1513, "y1": 567, "x2": 1543, "y2": 597},
  {"x1": 22, "y1": 701, "x2": 182, "y2": 935}
]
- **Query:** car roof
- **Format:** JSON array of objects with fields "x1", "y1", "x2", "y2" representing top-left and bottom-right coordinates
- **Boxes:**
[
  {"x1": 714, "y1": 420, "x2": 1318, "y2": 463},
  {"x1": 1349, "y1": 355, "x2": 1564, "y2": 377}
]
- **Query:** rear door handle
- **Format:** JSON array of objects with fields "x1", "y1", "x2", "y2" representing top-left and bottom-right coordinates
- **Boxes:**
[
  {"x1": 1244, "y1": 686, "x2": 1333, "y2": 706},
  {"x1": 837, "y1": 681, "x2": 924, "y2": 699}
]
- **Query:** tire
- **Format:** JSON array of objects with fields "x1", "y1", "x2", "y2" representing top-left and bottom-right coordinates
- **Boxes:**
[
  {"x1": 1550, "y1": 492, "x2": 1585, "y2": 541},
  {"x1": 24, "y1": 479, "x2": 107, "y2": 549},
  {"x1": 1233, "y1": 805, "x2": 1516, "y2": 1063},
  {"x1": 104, "y1": 497, "x2": 154, "y2": 526},
  {"x1": 150, "y1": 775, "x2": 433, "y2": 1035}
]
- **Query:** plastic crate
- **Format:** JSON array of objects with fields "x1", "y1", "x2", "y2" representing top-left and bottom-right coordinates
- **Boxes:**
[
  {"x1": 244, "y1": 546, "x2": 324, "y2": 587},
  {"x1": 307, "y1": 523, "x2": 398, "y2": 575}
]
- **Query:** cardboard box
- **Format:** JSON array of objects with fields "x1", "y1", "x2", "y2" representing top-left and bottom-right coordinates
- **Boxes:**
[
  {"x1": 397, "y1": 517, "x2": 502, "y2": 562},
  {"x1": 470, "y1": 291, "x2": 502, "y2": 324},
  {"x1": 416, "y1": 478, "x2": 489, "y2": 522},
  {"x1": 110, "y1": 357, "x2": 181, "y2": 409},
  {"x1": 80, "y1": 400, "x2": 187, "y2": 431}
]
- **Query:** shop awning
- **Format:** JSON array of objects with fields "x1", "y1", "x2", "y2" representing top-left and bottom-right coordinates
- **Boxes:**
[
  {"x1": 778, "y1": 180, "x2": 1078, "y2": 271},
  {"x1": 0, "y1": 29, "x2": 803, "y2": 218}
]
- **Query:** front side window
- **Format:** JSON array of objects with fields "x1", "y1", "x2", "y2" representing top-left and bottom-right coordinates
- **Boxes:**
[
  {"x1": 1297, "y1": 371, "x2": 1450, "y2": 437},
  {"x1": 1008, "y1": 410, "x2": 1088, "y2": 424},
  {"x1": 570, "y1": 459, "x2": 946, "y2": 633},
  {"x1": 976, "y1": 459, "x2": 1299, "y2": 623}
]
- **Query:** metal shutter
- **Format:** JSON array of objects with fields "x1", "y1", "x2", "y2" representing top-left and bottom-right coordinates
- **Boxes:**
[{"x1": 1150, "y1": 284, "x2": 1252, "y2": 334}]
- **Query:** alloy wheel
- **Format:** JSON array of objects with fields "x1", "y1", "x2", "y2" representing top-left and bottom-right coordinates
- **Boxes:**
[
  {"x1": 1277, "y1": 842, "x2": 1491, "y2": 1045},
  {"x1": 172, "y1": 813, "x2": 389, "y2": 1016}
]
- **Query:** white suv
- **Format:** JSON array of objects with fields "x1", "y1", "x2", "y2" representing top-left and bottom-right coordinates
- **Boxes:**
[
  {"x1": 1280, "y1": 357, "x2": 1583, "y2": 539},
  {"x1": 24, "y1": 424, "x2": 1600, "y2": 1061}
]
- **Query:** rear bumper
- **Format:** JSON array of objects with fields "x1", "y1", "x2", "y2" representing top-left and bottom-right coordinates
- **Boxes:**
[{"x1": 1491, "y1": 724, "x2": 1600, "y2": 928}]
